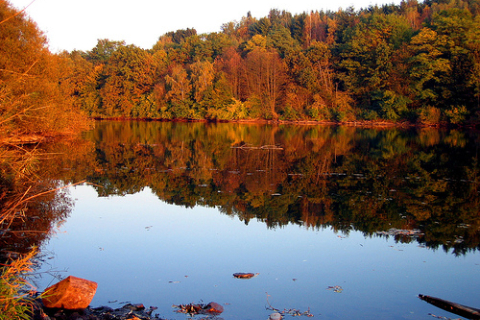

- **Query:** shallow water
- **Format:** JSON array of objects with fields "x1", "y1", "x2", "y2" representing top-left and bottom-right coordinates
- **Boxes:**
[{"x1": 29, "y1": 121, "x2": 480, "y2": 319}]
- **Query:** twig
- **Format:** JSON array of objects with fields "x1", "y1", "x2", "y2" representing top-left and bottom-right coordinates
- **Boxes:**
[
  {"x1": 265, "y1": 292, "x2": 314, "y2": 317},
  {"x1": 0, "y1": 180, "x2": 87, "y2": 228}
]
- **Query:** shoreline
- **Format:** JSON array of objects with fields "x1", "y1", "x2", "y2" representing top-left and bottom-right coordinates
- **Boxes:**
[
  {"x1": 91, "y1": 116, "x2": 470, "y2": 129},
  {"x1": 3, "y1": 118, "x2": 479, "y2": 147}
]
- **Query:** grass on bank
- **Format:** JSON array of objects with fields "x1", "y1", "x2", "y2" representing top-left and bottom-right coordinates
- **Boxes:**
[{"x1": 0, "y1": 249, "x2": 37, "y2": 320}]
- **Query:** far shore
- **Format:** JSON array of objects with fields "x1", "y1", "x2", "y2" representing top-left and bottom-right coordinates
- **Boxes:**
[
  {"x1": 2, "y1": 117, "x2": 478, "y2": 146},
  {"x1": 91, "y1": 116, "x2": 457, "y2": 128}
]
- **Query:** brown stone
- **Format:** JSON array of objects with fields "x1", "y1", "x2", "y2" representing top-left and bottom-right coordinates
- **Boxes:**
[
  {"x1": 42, "y1": 276, "x2": 97, "y2": 309},
  {"x1": 204, "y1": 301, "x2": 224, "y2": 314}
]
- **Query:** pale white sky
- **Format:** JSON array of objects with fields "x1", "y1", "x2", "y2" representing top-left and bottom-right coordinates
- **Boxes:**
[{"x1": 9, "y1": 0, "x2": 398, "y2": 52}]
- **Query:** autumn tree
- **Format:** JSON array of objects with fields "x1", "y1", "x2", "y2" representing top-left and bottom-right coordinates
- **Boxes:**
[
  {"x1": 99, "y1": 45, "x2": 159, "y2": 117},
  {"x1": 244, "y1": 48, "x2": 287, "y2": 119},
  {"x1": 164, "y1": 64, "x2": 193, "y2": 118},
  {"x1": 215, "y1": 47, "x2": 245, "y2": 100},
  {"x1": 190, "y1": 60, "x2": 215, "y2": 102},
  {"x1": 0, "y1": 0, "x2": 88, "y2": 136}
]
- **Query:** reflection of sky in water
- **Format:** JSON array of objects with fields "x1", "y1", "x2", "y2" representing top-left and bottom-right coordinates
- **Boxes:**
[{"x1": 36, "y1": 184, "x2": 480, "y2": 320}]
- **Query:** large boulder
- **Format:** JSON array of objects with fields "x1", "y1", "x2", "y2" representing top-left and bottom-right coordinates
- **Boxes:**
[{"x1": 42, "y1": 276, "x2": 97, "y2": 309}]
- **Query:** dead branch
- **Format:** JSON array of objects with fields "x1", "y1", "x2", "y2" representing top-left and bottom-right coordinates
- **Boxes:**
[
  {"x1": 419, "y1": 294, "x2": 480, "y2": 319},
  {"x1": 231, "y1": 144, "x2": 283, "y2": 150}
]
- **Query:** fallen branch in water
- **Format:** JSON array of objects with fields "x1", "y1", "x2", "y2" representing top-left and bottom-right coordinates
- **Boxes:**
[{"x1": 231, "y1": 143, "x2": 283, "y2": 150}]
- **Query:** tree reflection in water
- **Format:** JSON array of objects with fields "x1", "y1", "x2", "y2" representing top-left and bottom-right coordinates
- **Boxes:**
[
  {"x1": 80, "y1": 121, "x2": 480, "y2": 255},
  {"x1": 2, "y1": 122, "x2": 480, "y2": 259},
  {"x1": 0, "y1": 137, "x2": 95, "y2": 262}
]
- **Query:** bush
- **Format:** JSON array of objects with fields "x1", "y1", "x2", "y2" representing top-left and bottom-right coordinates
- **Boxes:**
[
  {"x1": 444, "y1": 105, "x2": 469, "y2": 124},
  {"x1": 280, "y1": 105, "x2": 299, "y2": 120},
  {"x1": 418, "y1": 106, "x2": 441, "y2": 124}
]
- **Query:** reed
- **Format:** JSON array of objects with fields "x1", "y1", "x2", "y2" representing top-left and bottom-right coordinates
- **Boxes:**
[{"x1": 0, "y1": 249, "x2": 37, "y2": 320}]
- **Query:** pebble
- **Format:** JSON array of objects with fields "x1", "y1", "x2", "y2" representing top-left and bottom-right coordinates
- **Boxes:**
[{"x1": 269, "y1": 312, "x2": 282, "y2": 320}]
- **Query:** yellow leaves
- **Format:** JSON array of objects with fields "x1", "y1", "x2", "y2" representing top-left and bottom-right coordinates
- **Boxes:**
[
  {"x1": 190, "y1": 60, "x2": 214, "y2": 102},
  {"x1": 410, "y1": 28, "x2": 439, "y2": 50},
  {"x1": 165, "y1": 65, "x2": 191, "y2": 102},
  {"x1": 245, "y1": 35, "x2": 267, "y2": 52}
]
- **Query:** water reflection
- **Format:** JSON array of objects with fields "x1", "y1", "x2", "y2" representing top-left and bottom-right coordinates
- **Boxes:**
[
  {"x1": 3, "y1": 122, "x2": 480, "y2": 259},
  {"x1": 4, "y1": 121, "x2": 478, "y2": 320},
  {"x1": 0, "y1": 140, "x2": 85, "y2": 262},
  {"x1": 77, "y1": 121, "x2": 480, "y2": 255}
]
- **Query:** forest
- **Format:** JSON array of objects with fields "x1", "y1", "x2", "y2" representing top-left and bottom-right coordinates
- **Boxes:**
[{"x1": 2, "y1": 0, "x2": 480, "y2": 135}]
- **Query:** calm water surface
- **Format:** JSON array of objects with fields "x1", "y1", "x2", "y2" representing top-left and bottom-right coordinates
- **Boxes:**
[{"x1": 30, "y1": 121, "x2": 480, "y2": 320}]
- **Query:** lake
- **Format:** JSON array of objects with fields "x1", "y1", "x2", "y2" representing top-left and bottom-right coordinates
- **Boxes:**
[{"x1": 22, "y1": 121, "x2": 480, "y2": 319}]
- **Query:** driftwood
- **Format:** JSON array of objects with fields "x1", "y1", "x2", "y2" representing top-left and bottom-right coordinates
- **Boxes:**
[{"x1": 419, "y1": 294, "x2": 480, "y2": 319}]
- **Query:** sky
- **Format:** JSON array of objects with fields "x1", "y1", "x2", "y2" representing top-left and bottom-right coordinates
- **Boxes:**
[{"x1": 8, "y1": 0, "x2": 398, "y2": 52}]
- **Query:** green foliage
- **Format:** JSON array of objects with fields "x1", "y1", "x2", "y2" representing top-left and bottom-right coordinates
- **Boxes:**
[
  {"x1": 372, "y1": 90, "x2": 411, "y2": 120},
  {"x1": 164, "y1": 28, "x2": 198, "y2": 44},
  {"x1": 280, "y1": 105, "x2": 300, "y2": 120},
  {"x1": 444, "y1": 105, "x2": 469, "y2": 124},
  {"x1": 86, "y1": 39, "x2": 126, "y2": 64},
  {"x1": 249, "y1": 17, "x2": 272, "y2": 36}
]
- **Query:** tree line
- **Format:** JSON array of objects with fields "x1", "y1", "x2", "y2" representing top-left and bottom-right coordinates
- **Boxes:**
[
  {"x1": 2, "y1": 0, "x2": 480, "y2": 135},
  {"x1": 69, "y1": 0, "x2": 480, "y2": 125}
]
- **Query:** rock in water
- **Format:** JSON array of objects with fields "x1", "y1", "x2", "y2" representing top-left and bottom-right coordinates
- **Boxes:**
[
  {"x1": 204, "y1": 301, "x2": 224, "y2": 314},
  {"x1": 269, "y1": 312, "x2": 282, "y2": 320},
  {"x1": 42, "y1": 276, "x2": 98, "y2": 309}
]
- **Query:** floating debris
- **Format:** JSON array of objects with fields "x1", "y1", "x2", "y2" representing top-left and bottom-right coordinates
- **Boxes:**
[
  {"x1": 233, "y1": 272, "x2": 259, "y2": 279},
  {"x1": 327, "y1": 285, "x2": 343, "y2": 293},
  {"x1": 173, "y1": 301, "x2": 223, "y2": 316},
  {"x1": 376, "y1": 228, "x2": 424, "y2": 237},
  {"x1": 428, "y1": 313, "x2": 462, "y2": 320},
  {"x1": 266, "y1": 292, "x2": 314, "y2": 317}
]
